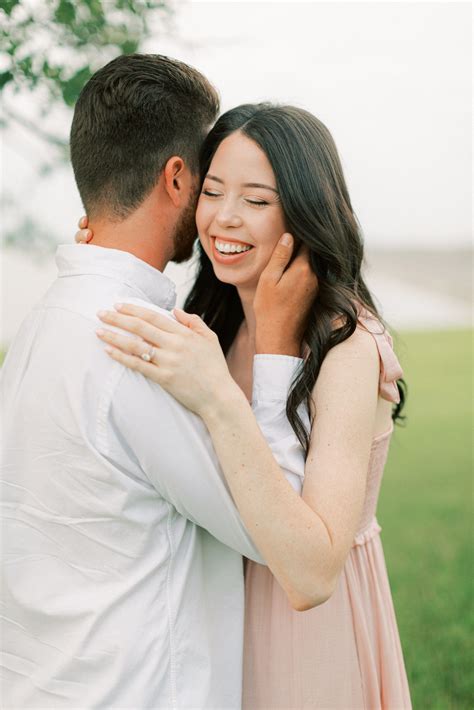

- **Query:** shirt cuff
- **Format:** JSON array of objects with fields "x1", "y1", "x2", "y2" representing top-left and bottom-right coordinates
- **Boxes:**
[{"x1": 252, "y1": 354, "x2": 304, "y2": 403}]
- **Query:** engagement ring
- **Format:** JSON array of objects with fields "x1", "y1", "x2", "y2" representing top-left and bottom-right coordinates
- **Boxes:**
[{"x1": 141, "y1": 346, "x2": 155, "y2": 362}]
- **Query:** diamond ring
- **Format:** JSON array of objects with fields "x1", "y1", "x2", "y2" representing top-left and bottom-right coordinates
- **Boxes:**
[{"x1": 141, "y1": 346, "x2": 156, "y2": 363}]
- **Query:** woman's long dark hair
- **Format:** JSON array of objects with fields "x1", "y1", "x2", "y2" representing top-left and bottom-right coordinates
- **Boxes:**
[{"x1": 185, "y1": 103, "x2": 406, "y2": 456}]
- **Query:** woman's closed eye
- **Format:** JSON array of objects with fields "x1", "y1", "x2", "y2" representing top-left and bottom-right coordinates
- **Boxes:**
[
  {"x1": 201, "y1": 186, "x2": 270, "y2": 209},
  {"x1": 245, "y1": 198, "x2": 269, "y2": 207}
]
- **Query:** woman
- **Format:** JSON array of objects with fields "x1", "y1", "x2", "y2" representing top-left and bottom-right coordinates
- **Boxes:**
[{"x1": 77, "y1": 104, "x2": 411, "y2": 708}]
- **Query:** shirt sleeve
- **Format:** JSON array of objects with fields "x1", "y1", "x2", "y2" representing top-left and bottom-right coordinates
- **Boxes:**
[
  {"x1": 98, "y1": 353, "x2": 306, "y2": 564},
  {"x1": 252, "y1": 355, "x2": 309, "y2": 495}
]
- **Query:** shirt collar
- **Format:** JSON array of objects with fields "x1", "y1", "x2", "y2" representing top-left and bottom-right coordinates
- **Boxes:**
[{"x1": 55, "y1": 244, "x2": 177, "y2": 310}]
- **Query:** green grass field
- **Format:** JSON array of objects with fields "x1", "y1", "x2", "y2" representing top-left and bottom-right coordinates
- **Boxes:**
[
  {"x1": 1, "y1": 330, "x2": 472, "y2": 706},
  {"x1": 379, "y1": 329, "x2": 473, "y2": 708}
]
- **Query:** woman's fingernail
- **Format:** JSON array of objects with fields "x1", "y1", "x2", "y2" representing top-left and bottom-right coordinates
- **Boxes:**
[
  {"x1": 114, "y1": 303, "x2": 123, "y2": 311},
  {"x1": 104, "y1": 346, "x2": 113, "y2": 354},
  {"x1": 279, "y1": 233, "x2": 292, "y2": 246},
  {"x1": 96, "y1": 328, "x2": 105, "y2": 336},
  {"x1": 97, "y1": 310, "x2": 107, "y2": 318}
]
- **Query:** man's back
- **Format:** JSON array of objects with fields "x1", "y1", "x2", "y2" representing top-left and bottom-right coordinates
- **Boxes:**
[{"x1": 1, "y1": 245, "x2": 265, "y2": 708}]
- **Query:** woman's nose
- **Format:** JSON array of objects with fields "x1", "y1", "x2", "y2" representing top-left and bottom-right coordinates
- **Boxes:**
[{"x1": 215, "y1": 203, "x2": 243, "y2": 229}]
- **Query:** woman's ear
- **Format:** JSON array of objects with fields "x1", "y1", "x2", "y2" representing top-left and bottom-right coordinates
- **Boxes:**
[{"x1": 163, "y1": 156, "x2": 189, "y2": 207}]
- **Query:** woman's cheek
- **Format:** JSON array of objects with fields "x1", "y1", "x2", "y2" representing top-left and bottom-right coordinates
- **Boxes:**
[
  {"x1": 195, "y1": 203, "x2": 211, "y2": 253},
  {"x1": 258, "y1": 245, "x2": 278, "y2": 273},
  {"x1": 258, "y1": 222, "x2": 285, "y2": 263}
]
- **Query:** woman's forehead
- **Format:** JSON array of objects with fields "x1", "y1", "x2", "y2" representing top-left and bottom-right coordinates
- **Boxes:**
[{"x1": 209, "y1": 133, "x2": 275, "y2": 183}]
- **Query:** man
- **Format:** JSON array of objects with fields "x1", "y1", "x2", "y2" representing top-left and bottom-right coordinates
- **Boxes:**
[{"x1": 1, "y1": 55, "x2": 305, "y2": 708}]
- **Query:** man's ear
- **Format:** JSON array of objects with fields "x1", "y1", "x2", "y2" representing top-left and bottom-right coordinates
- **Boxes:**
[{"x1": 163, "y1": 156, "x2": 190, "y2": 208}]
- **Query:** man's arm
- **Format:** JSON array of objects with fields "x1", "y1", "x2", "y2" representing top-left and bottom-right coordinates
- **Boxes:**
[{"x1": 98, "y1": 356, "x2": 305, "y2": 563}]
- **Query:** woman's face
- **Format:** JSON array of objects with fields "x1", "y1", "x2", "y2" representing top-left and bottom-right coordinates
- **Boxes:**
[{"x1": 196, "y1": 131, "x2": 287, "y2": 291}]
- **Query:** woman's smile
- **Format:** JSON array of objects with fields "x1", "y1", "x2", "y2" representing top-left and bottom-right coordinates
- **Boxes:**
[{"x1": 211, "y1": 236, "x2": 255, "y2": 264}]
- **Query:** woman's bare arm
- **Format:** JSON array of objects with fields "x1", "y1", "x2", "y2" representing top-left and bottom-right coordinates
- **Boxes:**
[{"x1": 199, "y1": 326, "x2": 379, "y2": 611}]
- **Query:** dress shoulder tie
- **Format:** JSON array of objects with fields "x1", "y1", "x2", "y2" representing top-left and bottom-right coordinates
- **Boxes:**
[{"x1": 357, "y1": 309, "x2": 404, "y2": 404}]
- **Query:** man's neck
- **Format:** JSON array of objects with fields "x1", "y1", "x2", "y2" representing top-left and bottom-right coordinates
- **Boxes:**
[
  {"x1": 88, "y1": 231, "x2": 169, "y2": 272},
  {"x1": 87, "y1": 202, "x2": 173, "y2": 272}
]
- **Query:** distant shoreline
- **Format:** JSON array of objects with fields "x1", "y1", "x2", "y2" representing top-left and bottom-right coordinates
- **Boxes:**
[{"x1": 1, "y1": 246, "x2": 472, "y2": 345}]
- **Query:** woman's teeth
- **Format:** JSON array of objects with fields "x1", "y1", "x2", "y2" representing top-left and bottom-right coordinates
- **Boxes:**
[{"x1": 215, "y1": 240, "x2": 252, "y2": 254}]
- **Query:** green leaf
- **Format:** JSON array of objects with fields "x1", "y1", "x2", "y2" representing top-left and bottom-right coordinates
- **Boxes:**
[
  {"x1": 0, "y1": 70, "x2": 14, "y2": 90},
  {"x1": 117, "y1": 0, "x2": 137, "y2": 14},
  {"x1": 84, "y1": 0, "x2": 105, "y2": 23},
  {"x1": 42, "y1": 60, "x2": 61, "y2": 80},
  {"x1": 54, "y1": 0, "x2": 76, "y2": 25},
  {"x1": 61, "y1": 65, "x2": 92, "y2": 106},
  {"x1": 1, "y1": 0, "x2": 20, "y2": 16},
  {"x1": 120, "y1": 38, "x2": 139, "y2": 54},
  {"x1": 17, "y1": 55, "x2": 33, "y2": 78}
]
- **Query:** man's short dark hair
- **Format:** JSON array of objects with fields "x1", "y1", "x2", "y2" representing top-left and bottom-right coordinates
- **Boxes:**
[{"x1": 70, "y1": 54, "x2": 220, "y2": 219}]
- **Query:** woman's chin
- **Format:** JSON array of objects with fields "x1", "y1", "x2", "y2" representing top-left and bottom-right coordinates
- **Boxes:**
[{"x1": 211, "y1": 264, "x2": 259, "y2": 290}]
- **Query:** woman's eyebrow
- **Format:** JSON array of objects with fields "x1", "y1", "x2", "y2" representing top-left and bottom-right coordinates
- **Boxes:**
[
  {"x1": 205, "y1": 174, "x2": 278, "y2": 193},
  {"x1": 244, "y1": 182, "x2": 278, "y2": 193}
]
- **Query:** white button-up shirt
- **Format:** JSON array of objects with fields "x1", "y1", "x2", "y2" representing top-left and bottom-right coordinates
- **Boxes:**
[{"x1": 1, "y1": 245, "x2": 305, "y2": 709}]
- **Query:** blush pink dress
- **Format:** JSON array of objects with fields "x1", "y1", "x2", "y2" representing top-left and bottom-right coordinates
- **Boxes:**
[{"x1": 243, "y1": 315, "x2": 412, "y2": 709}]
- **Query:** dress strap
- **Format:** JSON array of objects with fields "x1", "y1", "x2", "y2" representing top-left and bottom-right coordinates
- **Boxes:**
[{"x1": 357, "y1": 309, "x2": 404, "y2": 404}]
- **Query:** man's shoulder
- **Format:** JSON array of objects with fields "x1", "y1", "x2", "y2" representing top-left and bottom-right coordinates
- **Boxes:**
[
  {"x1": 93, "y1": 297, "x2": 178, "y2": 416},
  {"x1": 118, "y1": 297, "x2": 176, "y2": 322},
  {"x1": 41, "y1": 277, "x2": 174, "y2": 325}
]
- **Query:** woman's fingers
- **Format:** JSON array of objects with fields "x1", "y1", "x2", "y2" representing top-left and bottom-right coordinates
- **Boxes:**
[
  {"x1": 259, "y1": 233, "x2": 294, "y2": 285},
  {"x1": 102, "y1": 344, "x2": 164, "y2": 381},
  {"x1": 173, "y1": 308, "x2": 216, "y2": 339},
  {"x1": 76, "y1": 216, "x2": 92, "y2": 243},
  {"x1": 282, "y1": 244, "x2": 318, "y2": 292},
  {"x1": 96, "y1": 327, "x2": 161, "y2": 360},
  {"x1": 114, "y1": 303, "x2": 190, "y2": 336},
  {"x1": 97, "y1": 310, "x2": 173, "y2": 347},
  {"x1": 75, "y1": 229, "x2": 92, "y2": 244}
]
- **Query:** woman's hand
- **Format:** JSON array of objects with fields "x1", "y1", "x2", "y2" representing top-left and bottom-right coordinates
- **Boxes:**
[
  {"x1": 75, "y1": 215, "x2": 92, "y2": 243},
  {"x1": 253, "y1": 234, "x2": 318, "y2": 356},
  {"x1": 96, "y1": 304, "x2": 242, "y2": 418}
]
